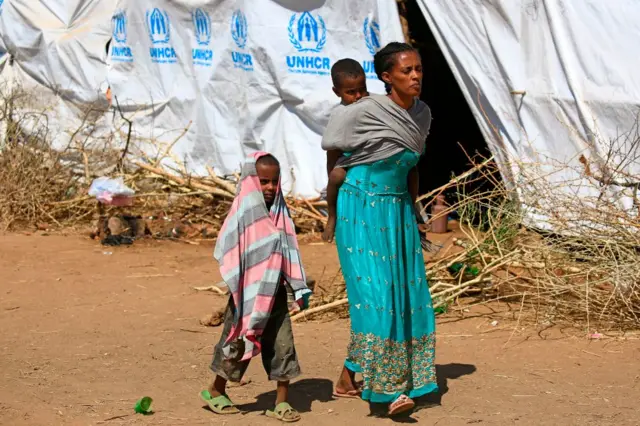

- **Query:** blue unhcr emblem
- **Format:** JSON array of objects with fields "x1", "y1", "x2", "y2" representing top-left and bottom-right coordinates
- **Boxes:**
[
  {"x1": 112, "y1": 10, "x2": 127, "y2": 43},
  {"x1": 363, "y1": 17, "x2": 381, "y2": 56},
  {"x1": 110, "y1": 10, "x2": 133, "y2": 62},
  {"x1": 146, "y1": 7, "x2": 176, "y2": 63},
  {"x1": 193, "y1": 8, "x2": 211, "y2": 46},
  {"x1": 192, "y1": 8, "x2": 213, "y2": 66},
  {"x1": 146, "y1": 8, "x2": 171, "y2": 44},
  {"x1": 230, "y1": 9, "x2": 252, "y2": 71},
  {"x1": 288, "y1": 11, "x2": 326, "y2": 53},
  {"x1": 231, "y1": 10, "x2": 247, "y2": 49}
]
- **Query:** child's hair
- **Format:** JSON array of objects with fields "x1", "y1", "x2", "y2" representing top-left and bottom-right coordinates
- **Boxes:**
[
  {"x1": 256, "y1": 153, "x2": 280, "y2": 168},
  {"x1": 331, "y1": 58, "x2": 366, "y2": 88},
  {"x1": 373, "y1": 42, "x2": 420, "y2": 93}
]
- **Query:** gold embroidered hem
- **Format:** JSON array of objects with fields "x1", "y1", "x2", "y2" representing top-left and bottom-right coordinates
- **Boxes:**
[{"x1": 347, "y1": 331, "x2": 437, "y2": 394}]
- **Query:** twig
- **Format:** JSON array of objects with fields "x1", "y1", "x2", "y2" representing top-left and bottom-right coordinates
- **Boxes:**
[
  {"x1": 113, "y1": 95, "x2": 132, "y2": 171},
  {"x1": 291, "y1": 298, "x2": 348, "y2": 322},
  {"x1": 153, "y1": 121, "x2": 193, "y2": 168},
  {"x1": 134, "y1": 161, "x2": 235, "y2": 199},
  {"x1": 193, "y1": 285, "x2": 227, "y2": 295}
]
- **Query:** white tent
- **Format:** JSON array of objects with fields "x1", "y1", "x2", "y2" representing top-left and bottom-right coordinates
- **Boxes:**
[{"x1": 417, "y1": 0, "x2": 640, "y2": 220}]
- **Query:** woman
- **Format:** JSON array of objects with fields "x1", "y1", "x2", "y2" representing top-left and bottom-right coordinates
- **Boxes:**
[{"x1": 321, "y1": 42, "x2": 438, "y2": 415}]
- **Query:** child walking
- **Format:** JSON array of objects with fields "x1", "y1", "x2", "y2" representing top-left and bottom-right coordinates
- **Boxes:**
[
  {"x1": 322, "y1": 59, "x2": 369, "y2": 242},
  {"x1": 201, "y1": 152, "x2": 311, "y2": 423}
]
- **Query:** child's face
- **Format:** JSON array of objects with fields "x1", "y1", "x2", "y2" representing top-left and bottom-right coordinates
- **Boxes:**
[
  {"x1": 256, "y1": 163, "x2": 280, "y2": 207},
  {"x1": 333, "y1": 75, "x2": 368, "y2": 105}
]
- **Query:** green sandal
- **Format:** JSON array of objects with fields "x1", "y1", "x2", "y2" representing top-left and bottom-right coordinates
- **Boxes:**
[
  {"x1": 200, "y1": 390, "x2": 239, "y2": 414},
  {"x1": 265, "y1": 402, "x2": 301, "y2": 423}
]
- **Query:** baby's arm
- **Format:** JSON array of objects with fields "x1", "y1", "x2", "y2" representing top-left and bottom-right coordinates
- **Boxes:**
[{"x1": 323, "y1": 150, "x2": 346, "y2": 242}]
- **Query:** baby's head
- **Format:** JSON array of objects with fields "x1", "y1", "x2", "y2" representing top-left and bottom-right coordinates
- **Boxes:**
[
  {"x1": 331, "y1": 58, "x2": 368, "y2": 105},
  {"x1": 255, "y1": 154, "x2": 280, "y2": 209}
]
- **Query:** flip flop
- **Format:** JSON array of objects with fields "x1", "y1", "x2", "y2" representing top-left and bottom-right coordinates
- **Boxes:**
[
  {"x1": 265, "y1": 402, "x2": 301, "y2": 423},
  {"x1": 388, "y1": 395, "x2": 415, "y2": 416},
  {"x1": 199, "y1": 390, "x2": 239, "y2": 414},
  {"x1": 333, "y1": 388, "x2": 362, "y2": 399}
]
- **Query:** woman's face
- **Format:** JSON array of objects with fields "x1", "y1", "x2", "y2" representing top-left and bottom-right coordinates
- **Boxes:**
[{"x1": 383, "y1": 51, "x2": 423, "y2": 98}]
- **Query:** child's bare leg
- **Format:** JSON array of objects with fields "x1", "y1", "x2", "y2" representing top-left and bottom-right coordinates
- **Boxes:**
[
  {"x1": 322, "y1": 167, "x2": 346, "y2": 242},
  {"x1": 206, "y1": 297, "x2": 247, "y2": 414},
  {"x1": 276, "y1": 380, "x2": 289, "y2": 405},
  {"x1": 208, "y1": 375, "x2": 228, "y2": 397}
]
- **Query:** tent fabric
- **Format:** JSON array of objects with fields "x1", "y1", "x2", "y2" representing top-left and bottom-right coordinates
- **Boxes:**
[
  {"x1": 416, "y1": 0, "x2": 640, "y2": 220},
  {"x1": 0, "y1": 0, "x2": 404, "y2": 197}
]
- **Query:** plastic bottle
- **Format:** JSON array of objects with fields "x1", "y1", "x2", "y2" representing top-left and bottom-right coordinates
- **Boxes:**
[{"x1": 431, "y1": 195, "x2": 448, "y2": 233}]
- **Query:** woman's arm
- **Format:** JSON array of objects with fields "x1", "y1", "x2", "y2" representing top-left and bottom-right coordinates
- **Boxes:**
[
  {"x1": 408, "y1": 166, "x2": 427, "y2": 233},
  {"x1": 408, "y1": 166, "x2": 419, "y2": 204}
]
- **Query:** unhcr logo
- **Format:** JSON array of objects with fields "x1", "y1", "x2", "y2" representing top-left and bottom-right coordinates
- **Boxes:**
[
  {"x1": 0, "y1": 0, "x2": 4, "y2": 16},
  {"x1": 286, "y1": 12, "x2": 330, "y2": 76},
  {"x1": 192, "y1": 8, "x2": 213, "y2": 67},
  {"x1": 193, "y1": 8, "x2": 211, "y2": 45},
  {"x1": 288, "y1": 11, "x2": 326, "y2": 53},
  {"x1": 145, "y1": 8, "x2": 176, "y2": 64},
  {"x1": 110, "y1": 10, "x2": 133, "y2": 63},
  {"x1": 363, "y1": 18, "x2": 381, "y2": 55},
  {"x1": 113, "y1": 11, "x2": 127, "y2": 43},
  {"x1": 362, "y1": 17, "x2": 381, "y2": 79},
  {"x1": 230, "y1": 10, "x2": 253, "y2": 72},
  {"x1": 231, "y1": 10, "x2": 247, "y2": 49}
]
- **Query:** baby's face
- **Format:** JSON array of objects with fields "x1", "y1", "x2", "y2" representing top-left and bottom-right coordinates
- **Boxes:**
[
  {"x1": 335, "y1": 75, "x2": 368, "y2": 105},
  {"x1": 256, "y1": 163, "x2": 280, "y2": 207}
]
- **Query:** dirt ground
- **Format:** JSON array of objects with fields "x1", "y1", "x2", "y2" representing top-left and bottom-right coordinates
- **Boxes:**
[{"x1": 1, "y1": 234, "x2": 640, "y2": 426}]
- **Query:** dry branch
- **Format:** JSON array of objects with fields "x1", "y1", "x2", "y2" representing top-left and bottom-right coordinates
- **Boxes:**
[
  {"x1": 4, "y1": 83, "x2": 640, "y2": 331},
  {"x1": 291, "y1": 298, "x2": 348, "y2": 322}
]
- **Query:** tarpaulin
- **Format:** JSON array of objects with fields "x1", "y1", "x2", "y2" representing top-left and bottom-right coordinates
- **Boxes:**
[
  {"x1": 0, "y1": 0, "x2": 404, "y2": 197},
  {"x1": 106, "y1": 0, "x2": 402, "y2": 195},
  {"x1": 416, "y1": 0, "x2": 640, "y2": 224}
]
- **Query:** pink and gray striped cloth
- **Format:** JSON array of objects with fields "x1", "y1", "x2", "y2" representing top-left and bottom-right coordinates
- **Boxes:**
[{"x1": 213, "y1": 152, "x2": 311, "y2": 361}]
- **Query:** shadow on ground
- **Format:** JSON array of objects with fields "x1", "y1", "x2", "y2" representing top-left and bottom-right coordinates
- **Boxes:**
[
  {"x1": 417, "y1": 363, "x2": 477, "y2": 408},
  {"x1": 368, "y1": 363, "x2": 477, "y2": 421},
  {"x1": 237, "y1": 378, "x2": 334, "y2": 413},
  {"x1": 201, "y1": 364, "x2": 475, "y2": 421}
]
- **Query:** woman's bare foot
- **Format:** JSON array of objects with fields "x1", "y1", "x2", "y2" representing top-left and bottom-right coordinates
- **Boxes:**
[
  {"x1": 322, "y1": 216, "x2": 337, "y2": 242},
  {"x1": 334, "y1": 366, "x2": 360, "y2": 397}
]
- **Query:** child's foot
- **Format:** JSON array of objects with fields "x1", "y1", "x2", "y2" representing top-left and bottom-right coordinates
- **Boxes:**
[
  {"x1": 322, "y1": 216, "x2": 336, "y2": 243},
  {"x1": 266, "y1": 402, "x2": 301, "y2": 422},
  {"x1": 200, "y1": 389, "x2": 239, "y2": 414}
]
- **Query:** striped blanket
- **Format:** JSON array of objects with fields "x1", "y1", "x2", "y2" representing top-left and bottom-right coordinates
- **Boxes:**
[{"x1": 213, "y1": 152, "x2": 311, "y2": 361}]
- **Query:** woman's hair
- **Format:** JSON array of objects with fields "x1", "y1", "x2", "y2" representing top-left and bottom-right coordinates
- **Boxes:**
[{"x1": 373, "y1": 42, "x2": 419, "y2": 93}]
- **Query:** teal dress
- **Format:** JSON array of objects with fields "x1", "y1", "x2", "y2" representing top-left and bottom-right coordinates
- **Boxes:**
[{"x1": 336, "y1": 149, "x2": 438, "y2": 403}]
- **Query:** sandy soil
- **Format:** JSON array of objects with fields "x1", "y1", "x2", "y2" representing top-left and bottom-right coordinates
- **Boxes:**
[{"x1": 1, "y1": 234, "x2": 639, "y2": 425}]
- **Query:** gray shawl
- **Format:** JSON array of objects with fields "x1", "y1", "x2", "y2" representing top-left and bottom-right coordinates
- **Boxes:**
[{"x1": 321, "y1": 94, "x2": 432, "y2": 167}]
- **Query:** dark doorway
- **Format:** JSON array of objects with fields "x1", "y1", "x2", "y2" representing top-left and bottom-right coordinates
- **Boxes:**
[{"x1": 403, "y1": 1, "x2": 492, "y2": 197}]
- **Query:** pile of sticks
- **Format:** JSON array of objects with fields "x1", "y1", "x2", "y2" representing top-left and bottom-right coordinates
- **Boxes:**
[{"x1": 292, "y1": 150, "x2": 640, "y2": 331}]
